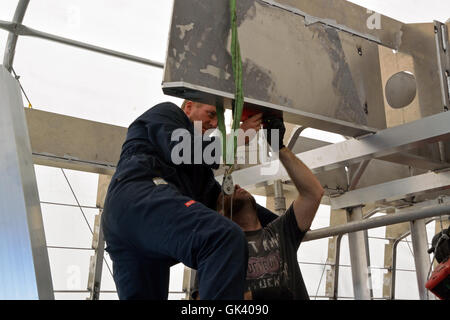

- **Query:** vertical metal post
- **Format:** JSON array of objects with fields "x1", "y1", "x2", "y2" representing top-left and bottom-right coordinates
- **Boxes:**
[
  {"x1": 434, "y1": 21, "x2": 450, "y2": 163},
  {"x1": 325, "y1": 208, "x2": 347, "y2": 300},
  {"x1": 363, "y1": 229, "x2": 374, "y2": 299},
  {"x1": 87, "y1": 175, "x2": 111, "y2": 300},
  {"x1": 87, "y1": 211, "x2": 105, "y2": 300},
  {"x1": 182, "y1": 267, "x2": 198, "y2": 300},
  {"x1": 383, "y1": 240, "x2": 394, "y2": 299},
  {"x1": 325, "y1": 234, "x2": 342, "y2": 300},
  {"x1": 0, "y1": 65, "x2": 54, "y2": 299},
  {"x1": 346, "y1": 206, "x2": 371, "y2": 300},
  {"x1": 409, "y1": 219, "x2": 434, "y2": 300},
  {"x1": 434, "y1": 21, "x2": 450, "y2": 111},
  {"x1": 390, "y1": 234, "x2": 409, "y2": 300},
  {"x1": 273, "y1": 180, "x2": 286, "y2": 215},
  {"x1": 382, "y1": 213, "x2": 408, "y2": 300}
]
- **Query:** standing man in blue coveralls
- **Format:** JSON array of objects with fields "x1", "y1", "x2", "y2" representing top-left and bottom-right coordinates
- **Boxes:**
[{"x1": 102, "y1": 100, "x2": 278, "y2": 299}]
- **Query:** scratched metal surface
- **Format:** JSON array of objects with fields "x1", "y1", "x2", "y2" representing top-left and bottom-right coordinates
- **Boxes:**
[
  {"x1": 162, "y1": 0, "x2": 389, "y2": 137},
  {"x1": 262, "y1": 0, "x2": 404, "y2": 49}
]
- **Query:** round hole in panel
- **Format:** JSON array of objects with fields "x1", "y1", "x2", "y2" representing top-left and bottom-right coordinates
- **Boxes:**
[{"x1": 385, "y1": 71, "x2": 417, "y2": 109}]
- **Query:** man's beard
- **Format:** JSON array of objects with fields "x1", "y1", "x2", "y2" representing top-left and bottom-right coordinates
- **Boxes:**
[{"x1": 221, "y1": 194, "x2": 257, "y2": 219}]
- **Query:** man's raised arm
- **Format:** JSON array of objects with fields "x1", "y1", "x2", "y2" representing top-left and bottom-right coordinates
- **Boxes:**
[
  {"x1": 265, "y1": 117, "x2": 324, "y2": 232},
  {"x1": 279, "y1": 147, "x2": 324, "y2": 232}
]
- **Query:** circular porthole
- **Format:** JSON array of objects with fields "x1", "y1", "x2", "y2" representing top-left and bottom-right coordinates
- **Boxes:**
[{"x1": 385, "y1": 71, "x2": 417, "y2": 109}]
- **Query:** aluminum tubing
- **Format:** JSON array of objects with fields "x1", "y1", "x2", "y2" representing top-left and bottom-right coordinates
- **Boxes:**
[{"x1": 303, "y1": 202, "x2": 450, "y2": 242}]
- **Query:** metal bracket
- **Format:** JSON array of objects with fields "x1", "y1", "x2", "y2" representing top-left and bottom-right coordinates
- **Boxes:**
[{"x1": 222, "y1": 167, "x2": 235, "y2": 195}]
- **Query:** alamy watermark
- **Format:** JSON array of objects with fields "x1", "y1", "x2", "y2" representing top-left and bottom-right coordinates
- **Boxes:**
[
  {"x1": 67, "y1": 5, "x2": 81, "y2": 29},
  {"x1": 66, "y1": 265, "x2": 81, "y2": 290},
  {"x1": 170, "y1": 121, "x2": 281, "y2": 175},
  {"x1": 366, "y1": 9, "x2": 381, "y2": 30}
]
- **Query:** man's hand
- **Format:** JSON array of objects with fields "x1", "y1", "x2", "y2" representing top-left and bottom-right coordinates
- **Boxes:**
[
  {"x1": 241, "y1": 113, "x2": 263, "y2": 132},
  {"x1": 264, "y1": 115, "x2": 286, "y2": 152},
  {"x1": 239, "y1": 113, "x2": 262, "y2": 145}
]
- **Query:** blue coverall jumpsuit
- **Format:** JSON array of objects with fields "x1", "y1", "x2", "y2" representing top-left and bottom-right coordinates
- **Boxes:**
[{"x1": 102, "y1": 102, "x2": 277, "y2": 299}]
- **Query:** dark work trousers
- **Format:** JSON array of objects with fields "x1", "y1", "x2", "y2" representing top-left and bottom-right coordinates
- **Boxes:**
[{"x1": 102, "y1": 153, "x2": 248, "y2": 300}]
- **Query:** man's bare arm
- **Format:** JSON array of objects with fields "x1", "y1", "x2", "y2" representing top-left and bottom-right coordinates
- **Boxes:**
[{"x1": 278, "y1": 147, "x2": 324, "y2": 232}]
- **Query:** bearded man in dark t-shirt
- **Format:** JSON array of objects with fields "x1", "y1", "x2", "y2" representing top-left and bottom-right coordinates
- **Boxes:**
[{"x1": 217, "y1": 117, "x2": 324, "y2": 300}]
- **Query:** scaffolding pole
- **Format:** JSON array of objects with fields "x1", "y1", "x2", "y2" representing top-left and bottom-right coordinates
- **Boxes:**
[
  {"x1": 304, "y1": 198, "x2": 450, "y2": 242},
  {"x1": 346, "y1": 206, "x2": 371, "y2": 300}
]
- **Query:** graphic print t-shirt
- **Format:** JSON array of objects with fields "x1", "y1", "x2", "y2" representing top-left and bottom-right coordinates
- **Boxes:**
[{"x1": 245, "y1": 204, "x2": 309, "y2": 300}]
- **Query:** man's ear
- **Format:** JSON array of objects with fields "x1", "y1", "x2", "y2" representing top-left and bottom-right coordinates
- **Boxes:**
[{"x1": 184, "y1": 101, "x2": 194, "y2": 117}]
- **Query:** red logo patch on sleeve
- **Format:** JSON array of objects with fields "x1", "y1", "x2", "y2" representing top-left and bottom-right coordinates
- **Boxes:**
[{"x1": 184, "y1": 200, "x2": 196, "y2": 207}]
